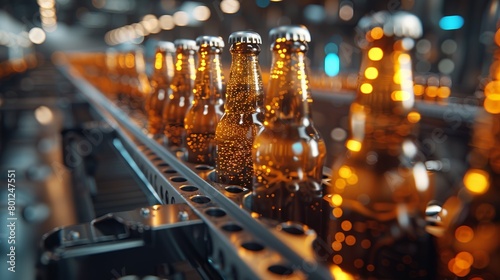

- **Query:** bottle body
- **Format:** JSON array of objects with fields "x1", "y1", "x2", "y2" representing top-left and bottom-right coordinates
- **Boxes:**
[
  {"x1": 129, "y1": 46, "x2": 152, "y2": 112},
  {"x1": 162, "y1": 41, "x2": 196, "y2": 147},
  {"x1": 184, "y1": 37, "x2": 225, "y2": 165},
  {"x1": 147, "y1": 44, "x2": 174, "y2": 135},
  {"x1": 216, "y1": 112, "x2": 262, "y2": 187},
  {"x1": 252, "y1": 125, "x2": 325, "y2": 225},
  {"x1": 215, "y1": 36, "x2": 264, "y2": 188},
  {"x1": 252, "y1": 29, "x2": 326, "y2": 226},
  {"x1": 325, "y1": 146, "x2": 436, "y2": 278}
]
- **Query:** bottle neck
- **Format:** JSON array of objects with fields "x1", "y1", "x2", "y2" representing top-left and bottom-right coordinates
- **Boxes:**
[
  {"x1": 349, "y1": 36, "x2": 417, "y2": 150},
  {"x1": 171, "y1": 49, "x2": 196, "y2": 90},
  {"x1": 152, "y1": 49, "x2": 174, "y2": 85},
  {"x1": 193, "y1": 46, "x2": 225, "y2": 100},
  {"x1": 266, "y1": 40, "x2": 311, "y2": 125},
  {"x1": 225, "y1": 43, "x2": 264, "y2": 113}
]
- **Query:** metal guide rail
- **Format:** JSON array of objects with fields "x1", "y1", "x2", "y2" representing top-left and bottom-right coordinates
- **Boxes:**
[{"x1": 47, "y1": 63, "x2": 335, "y2": 280}]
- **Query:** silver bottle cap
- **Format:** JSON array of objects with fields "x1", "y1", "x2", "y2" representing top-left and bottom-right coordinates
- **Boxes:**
[
  {"x1": 357, "y1": 11, "x2": 423, "y2": 39},
  {"x1": 228, "y1": 31, "x2": 262, "y2": 45},
  {"x1": 156, "y1": 41, "x2": 175, "y2": 53},
  {"x1": 196, "y1": 36, "x2": 225, "y2": 48},
  {"x1": 269, "y1": 25, "x2": 311, "y2": 43},
  {"x1": 174, "y1": 39, "x2": 197, "y2": 50}
]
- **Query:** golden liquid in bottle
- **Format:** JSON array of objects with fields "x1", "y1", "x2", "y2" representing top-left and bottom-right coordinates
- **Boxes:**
[
  {"x1": 252, "y1": 32, "x2": 326, "y2": 227},
  {"x1": 147, "y1": 46, "x2": 174, "y2": 135},
  {"x1": 162, "y1": 45, "x2": 196, "y2": 147},
  {"x1": 215, "y1": 40, "x2": 264, "y2": 188},
  {"x1": 185, "y1": 132, "x2": 216, "y2": 163},
  {"x1": 184, "y1": 38, "x2": 225, "y2": 165}
]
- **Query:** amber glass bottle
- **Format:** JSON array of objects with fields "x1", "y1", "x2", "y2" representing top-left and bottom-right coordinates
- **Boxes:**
[
  {"x1": 162, "y1": 39, "x2": 197, "y2": 147},
  {"x1": 215, "y1": 31, "x2": 265, "y2": 188},
  {"x1": 129, "y1": 46, "x2": 152, "y2": 111},
  {"x1": 436, "y1": 27, "x2": 500, "y2": 280},
  {"x1": 251, "y1": 25, "x2": 326, "y2": 225},
  {"x1": 102, "y1": 47, "x2": 118, "y2": 97},
  {"x1": 146, "y1": 41, "x2": 175, "y2": 136},
  {"x1": 184, "y1": 36, "x2": 225, "y2": 165},
  {"x1": 323, "y1": 11, "x2": 435, "y2": 279}
]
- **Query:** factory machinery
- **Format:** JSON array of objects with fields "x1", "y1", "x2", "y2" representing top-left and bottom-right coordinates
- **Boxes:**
[
  {"x1": 1, "y1": 2, "x2": 488, "y2": 278},
  {"x1": 0, "y1": 48, "x2": 475, "y2": 280}
]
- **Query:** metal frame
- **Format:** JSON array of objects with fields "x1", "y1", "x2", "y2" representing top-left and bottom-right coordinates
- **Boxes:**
[{"x1": 55, "y1": 65, "x2": 334, "y2": 280}]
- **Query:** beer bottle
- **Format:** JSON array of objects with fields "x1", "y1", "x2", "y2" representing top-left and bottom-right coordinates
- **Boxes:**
[
  {"x1": 323, "y1": 11, "x2": 436, "y2": 279},
  {"x1": 104, "y1": 47, "x2": 119, "y2": 98},
  {"x1": 128, "y1": 46, "x2": 152, "y2": 111},
  {"x1": 184, "y1": 36, "x2": 225, "y2": 165},
  {"x1": 146, "y1": 41, "x2": 175, "y2": 136},
  {"x1": 215, "y1": 31, "x2": 265, "y2": 188},
  {"x1": 162, "y1": 39, "x2": 197, "y2": 147},
  {"x1": 436, "y1": 27, "x2": 500, "y2": 280},
  {"x1": 251, "y1": 25, "x2": 326, "y2": 226}
]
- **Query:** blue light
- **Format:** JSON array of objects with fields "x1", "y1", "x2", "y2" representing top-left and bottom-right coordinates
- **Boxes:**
[
  {"x1": 325, "y1": 53, "x2": 340, "y2": 77},
  {"x1": 256, "y1": 0, "x2": 270, "y2": 8},
  {"x1": 439, "y1": 15, "x2": 464, "y2": 30}
]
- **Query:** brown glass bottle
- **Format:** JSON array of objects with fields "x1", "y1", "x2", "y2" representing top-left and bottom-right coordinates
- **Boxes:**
[
  {"x1": 215, "y1": 31, "x2": 264, "y2": 189},
  {"x1": 251, "y1": 25, "x2": 326, "y2": 226},
  {"x1": 322, "y1": 11, "x2": 435, "y2": 279},
  {"x1": 436, "y1": 27, "x2": 500, "y2": 280},
  {"x1": 128, "y1": 46, "x2": 152, "y2": 112},
  {"x1": 146, "y1": 41, "x2": 175, "y2": 136},
  {"x1": 162, "y1": 39, "x2": 196, "y2": 147},
  {"x1": 184, "y1": 36, "x2": 225, "y2": 165}
]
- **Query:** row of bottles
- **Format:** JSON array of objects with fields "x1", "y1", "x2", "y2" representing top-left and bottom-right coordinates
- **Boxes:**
[
  {"x1": 63, "y1": 10, "x2": 500, "y2": 279},
  {"x1": 143, "y1": 28, "x2": 326, "y2": 206}
]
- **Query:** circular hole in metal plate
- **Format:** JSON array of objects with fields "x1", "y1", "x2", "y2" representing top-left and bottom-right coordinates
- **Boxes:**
[
  {"x1": 278, "y1": 223, "x2": 306, "y2": 235},
  {"x1": 224, "y1": 185, "x2": 244, "y2": 194},
  {"x1": 180, "y1": 185, "x2": 198, "y2": 192},
  {"x1": 221, "y1": 223, "x2": 243, "y2": 232},
  {"x1": 205, "y1": 208, "x2": 226, "y2": 218},
  {"x1": 163, "y1": 169, "x2": 178, "y2": 174},
  {"x1": 190, "y1": 195, "x2": 211, "y2": 204},
  {"x1": 268, "y1": 265, "x2": 294, "y2": 275},
  {"x1": 170, "y1": 176, "x2": 186, "y2": 182},
  {"x1": 241, "y1": 242, "x2": 265, "y2": 252},
  {"x1": 195, "y1": 164, "x2": 214, "y2": 171},
  {"x1": 157, "y1": 163, "x2": 169, "y2": 168}
]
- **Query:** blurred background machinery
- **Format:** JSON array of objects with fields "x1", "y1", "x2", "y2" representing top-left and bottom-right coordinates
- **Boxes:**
[{"x1": 1, "y1": 0, "x2": 499, "y2": 279}]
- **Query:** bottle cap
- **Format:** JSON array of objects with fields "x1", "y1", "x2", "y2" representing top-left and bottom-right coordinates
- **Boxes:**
[
  {"x1": 228, "y1": 31, "x2": 262, "y2": 45},
  {"x1": 174, "y1": 39, "x2": 197, "y2": 50},
  {"x1": 357, "y1": 11, "x2": 422, "y2": 39},
  {"x1": 269, "y1": 25, "x2": 311, "y2": 43},
  {"x1": 196, "y1": 36, "x2": 225, "y2": 48},
  {"x1": 157, "y1": 41, "x2": 175, "y2": 53}
]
